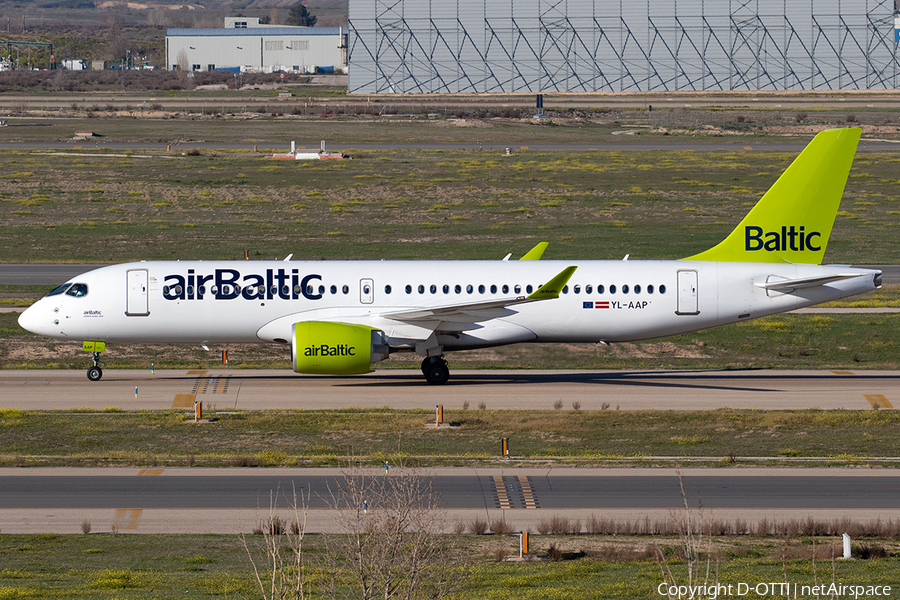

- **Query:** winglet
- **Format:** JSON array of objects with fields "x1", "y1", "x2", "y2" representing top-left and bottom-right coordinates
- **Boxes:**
[
  {"x1": 520, "y1": 242, "x2": 549, "y2": 261},
  {"x1": 683, "y1": 128, "x2": 861, "y2": 264},
  {"x1": 528, "y1": 266, "x2": 577, "y2": 300}
]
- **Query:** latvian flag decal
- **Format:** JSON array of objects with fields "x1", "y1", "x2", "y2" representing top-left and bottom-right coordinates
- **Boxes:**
[{"x1": 583, "y1": 301, "x2": 610, "y2": 309}]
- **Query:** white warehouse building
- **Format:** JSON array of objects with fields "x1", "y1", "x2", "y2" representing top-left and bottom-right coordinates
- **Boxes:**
[{"x1": 166, "y1": 18, "x2": 347, "y2": 73}]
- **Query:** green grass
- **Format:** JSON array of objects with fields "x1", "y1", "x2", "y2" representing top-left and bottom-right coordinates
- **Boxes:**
[
  {"x1": 0, "y1": 533, "x2": 896, "y2": 599},
  {"x1": 0, "y1": 146, "x2": 898, "y2": 264},
  {"x1": 2, "y1": 408, "x2": 900, "y2": 468}
]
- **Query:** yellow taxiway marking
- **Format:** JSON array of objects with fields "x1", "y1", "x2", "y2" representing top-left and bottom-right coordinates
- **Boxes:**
[
  {"x1": 493, "y1": 476, "x2": 512, "y2": 509},
  {"x1": 172, "y1": 393, "x2": 196, "y2": 408},
  {"x1": 831, "y1": 371, "x2": 854, "y2": 375},
  {"x1": 743, "y1": 146, "x2": 753, "y2": 150},
  {"x1": 113, "y1": 509, "x2": 143, "y2": 531},
  {"x1": 186, "y1": 370, "x2": 208, "y2": 375},
  {"x1": 138, "y1": 469, "x2": 164, "y2": 476},
  {"x1": 519, "y1": 475, "x2": 539, "y2": 509},
  {"x1": 865, "y1": 394, "x2": 894, "y2": 409}
]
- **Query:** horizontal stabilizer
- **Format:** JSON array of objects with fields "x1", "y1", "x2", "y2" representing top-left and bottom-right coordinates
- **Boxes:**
[{"x1": 755, "y1": 273, "x2": 868, "y2": 291}]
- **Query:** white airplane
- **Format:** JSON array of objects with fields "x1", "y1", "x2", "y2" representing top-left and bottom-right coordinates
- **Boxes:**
[{"x1": 18, "y1": 128, "x2": 881, "y2": 384}]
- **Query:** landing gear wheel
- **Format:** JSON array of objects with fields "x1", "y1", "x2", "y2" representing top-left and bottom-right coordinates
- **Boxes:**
[
  {"x1": 421, "y1": 356, "x2": 450, "y2": 385},
  {"x1": 87, "y1": 351, "x2": 104, "y2": 382}
]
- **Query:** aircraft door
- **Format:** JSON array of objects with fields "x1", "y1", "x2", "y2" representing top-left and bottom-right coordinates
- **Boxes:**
[
  {"x1": 360, "y1": 278, "x2": 374, "y2": 304},
  {"x1": 676, "y1": 270, "x2": 699, "y2": 315},
  {"x1": 126, "y1": 269, "x2": 150, "y2": 316}
]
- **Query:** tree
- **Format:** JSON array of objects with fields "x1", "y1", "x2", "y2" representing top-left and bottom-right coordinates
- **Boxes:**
[
  {"x1": 286, "y1": 2, "x2": 317, "y2": 27},
  {"x1": 321, "y1": 462, "x2": 466, "y2": 600}
]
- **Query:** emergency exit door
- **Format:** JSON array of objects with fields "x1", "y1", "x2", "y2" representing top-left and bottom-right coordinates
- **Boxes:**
[
  {"x1": 126, "y1": 269, "x2": 149, "y2": 316},
  {"x1": 676, "y1": 270, "x2": 699, "y2": 315}
]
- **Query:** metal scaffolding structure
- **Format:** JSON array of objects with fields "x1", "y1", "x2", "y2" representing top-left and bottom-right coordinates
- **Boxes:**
[{"x1": 348, "y1": 0, "x2": 900, "y2": 93}]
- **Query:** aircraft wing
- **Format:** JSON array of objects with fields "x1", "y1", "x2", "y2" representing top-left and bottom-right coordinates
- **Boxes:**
[
  {"x1": 755, "y1": 273, "x2": 870, "y2": 291},
  {"x1": 383, "y1": 266, "x2": 576, "y2": 324}
]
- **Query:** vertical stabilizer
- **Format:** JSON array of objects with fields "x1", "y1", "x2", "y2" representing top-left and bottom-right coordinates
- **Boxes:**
[{"x1": 684, "y1": 128, "x2": 861, "y2": 264}]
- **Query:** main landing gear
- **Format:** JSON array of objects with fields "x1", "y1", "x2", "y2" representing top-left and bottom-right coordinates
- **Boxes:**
[
  {"x1": 421, "y1": 356, "x2": 450, "y2": 385},
  {"x1": 87, "y1": 352, "x2": 104, "y2": 381}
]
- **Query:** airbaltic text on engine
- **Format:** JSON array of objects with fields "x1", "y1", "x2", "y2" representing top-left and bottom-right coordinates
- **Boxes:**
[
  {"x1": 304, "y1": 344, "x2": 356, "y2": 357},
  {"x1": 745, "y1": 226, "x2": 821, "y2": 252},
  {"x1": 162, "y1": 269, "x2": 322, "y2": 300}
]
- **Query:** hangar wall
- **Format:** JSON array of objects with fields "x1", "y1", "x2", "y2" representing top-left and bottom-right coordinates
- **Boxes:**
[
  {"x1": 348, "y1": 0, "x2": 900, "y2": 93},
  {"x1": 165, "y1": 25, "x2": 347, "y2": 73}
]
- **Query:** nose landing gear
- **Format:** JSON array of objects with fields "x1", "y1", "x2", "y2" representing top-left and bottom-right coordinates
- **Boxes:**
[
  {"x1": 421, "y1": 356, "x2": 450, "y2": 385},
  {"x1": 87, "y1": 352, "x2": 104, "y2": 381}
]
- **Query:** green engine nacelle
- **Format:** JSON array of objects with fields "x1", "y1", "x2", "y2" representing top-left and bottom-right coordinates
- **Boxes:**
[{"x1": 292, "y1": 321, "x2": 389, "y2": 375}]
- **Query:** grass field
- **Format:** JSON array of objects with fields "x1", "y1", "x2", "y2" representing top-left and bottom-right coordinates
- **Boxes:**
[
  {"x1": 1, "y1": 407, "x2": 899, "y2": 468},
  {"x1": 0, "y1": 532, "x2": 897, "y2": 600},
  {"x1": 1, "y1": 144, "x2": 899, "y2": 265}
]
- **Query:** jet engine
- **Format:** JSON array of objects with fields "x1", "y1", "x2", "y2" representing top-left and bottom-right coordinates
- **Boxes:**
[{"x1": 292, "y1": 321, "x2": 389, "y2": 374}]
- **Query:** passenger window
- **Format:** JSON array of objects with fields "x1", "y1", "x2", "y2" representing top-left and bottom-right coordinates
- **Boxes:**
[
  {"x1": 331, "y1": 285, "x2": 337, "y2": 294},
  {"x1": 563, "y1": 285, "x2": 568, "y2": 294},
  {"x1": 47, "y1": 283, "x2": 72, "y2": 297},
  {"x1": 418, "y1": 284, "x2": 425, "y2": 294},
  {"x1": 586, "y1": 284, "x2": 593, "y2": 294},
  {"x1": 526, "y1": 285, "x2": 533, "y2": 294},
  {"x1": 342, "y1": 285, "x2": 349, "y2": 294},
  {"x1": 514, "y1": 285, "x2": 521, "y2": 294},
  {"x1": 443, "y1": 284, "x2": 449, "y2": 294},
  {"x1": 65, "y1": 283, "x2": 88, "y2": 297},
  {"x1": 660, "y1": 284, "x2": 667, "y2": 294},
  {"x1": 597, "y1": 284, "x2": 604, "y2": 294},
  {"x1": 430, "y1": 284, "x2": 437, "y2": 294},
  {"x1": 622, "y1": 285, "x2": 629, "y2": 294},
  {"x1": 466, "y1": 284, "x2": 473, "y2": 294},
  {"x1": 478, "y1": 284, "x2": 485, "y2": 294},
  {"x1": 455, "y1": 284, "x2": 462, "y2": 294},
  {"x1": 405, "y1": 285, "x2": 412, "y2": 294},
  {"x1": 648, "y1": 285, "x2": 654, "y2": 294},
  {"x1": 609, "y1": 285, "x2": 616, "y2": 294},
  {"x1": 574, "y1": 285, "x2": 581, "y2": 294},
  {"x1": 502, "y1": 284, "x2": 509, "y2": 294},
  {"x1": 490, "y1": 284, "x2": 497, "y2": 294},
  {"x1": 385, "y1": 285, "x2": 392, "y2": 294}
]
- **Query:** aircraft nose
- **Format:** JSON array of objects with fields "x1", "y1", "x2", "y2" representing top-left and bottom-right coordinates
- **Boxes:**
[{"x1": 17, "y1": 303, "x2": 52, "y2": 335}]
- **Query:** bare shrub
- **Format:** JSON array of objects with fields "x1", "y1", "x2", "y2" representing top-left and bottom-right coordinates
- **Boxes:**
[
  {"x1": 736, "y1": 115, "x2": 746, "y2": 123},
  {"x1": 491, "y1": 518, "x2": 514, "y2": 536},
  {"x1": 553, "y1": 399, "x2": 564, "y2": 410},
  {"x1": 254, "y1": 515, "x2": 286, "y2": 536},
  {"x1": 321, "y1": 461, "x2": 468, "y2": 599},
  {"x1": 846, "y1": 114, "x2": 857, "y2": 123},
  {"x1": 601, "y1": 402, "x2": 611, "y2": 410},
  {"x1": 241, "y1": 484, "x2": 308, "y2": 600},
  {"x1": 536, "y1": 520, "x2": 551, "y2": 535},
  {"x1": 494, "y1": 546, "x2": 510, "y2": 562},
  {"x1": 795, "y1": 112, "x2": 807, "y2": 123},
  {"x1": 468, "y1": 516, "x2": 489, "y2": 535},
  {"x1": 478, "y1": 401, "x2": 486, "y2": 410},
  {"x1": 80, "y1": 520, "x2": 92, "y2": 534},
  {"x1": 547, "y1": 543, "x2": 563, "y2": 561},
  {"x1": 452, "y1": 520, "x2": 466, "y2": 535},
  {"x1": 462, "y1": 400, "x2": 469, "y2": 410},
  {"x1": 571, "y1": 401, "x2": 581, "y2": 411}
]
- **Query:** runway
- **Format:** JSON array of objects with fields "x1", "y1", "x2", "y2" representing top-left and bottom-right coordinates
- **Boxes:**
[
  {"x1": 1, "y1": 467, "x2": 898, "y2": 534},
  {"x1": 0, "y1": 368, "x2": 897, "y2": 411}
]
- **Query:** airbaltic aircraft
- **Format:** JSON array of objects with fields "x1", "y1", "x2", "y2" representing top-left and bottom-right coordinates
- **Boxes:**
[{"x1": 18, "y1": 128, "x2": 882, "y2": 384}]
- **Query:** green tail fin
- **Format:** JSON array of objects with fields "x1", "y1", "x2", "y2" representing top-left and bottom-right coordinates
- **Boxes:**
[{"x1": 683, "y1": 127, "x2": 861, "y2": 264}]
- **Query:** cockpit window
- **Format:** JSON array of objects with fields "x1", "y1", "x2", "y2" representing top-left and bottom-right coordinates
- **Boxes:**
[
  {"x1": 65, "y1": 283, "x2": 88, "y2": 297},
  {"x1": 46, "y1": 283, "x2": 72, "y2": 297}
]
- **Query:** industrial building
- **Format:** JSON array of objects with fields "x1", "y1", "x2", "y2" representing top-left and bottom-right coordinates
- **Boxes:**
[
  {"x1": 165, "y1": 18, "x2": 347, "y2": 73},
  {"x1": 348, "y1": 0, "x2": 900, "y2": 93}
]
